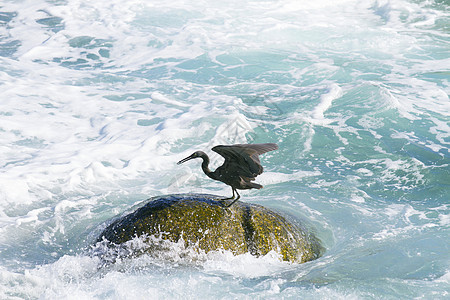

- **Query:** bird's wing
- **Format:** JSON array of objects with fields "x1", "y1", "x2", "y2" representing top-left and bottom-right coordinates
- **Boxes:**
[
  {"x1": 236, "y1": 143, "x2": 278, "y2": 164},
  {"x1": 212, "y1": 143, "x2": 278, "y2": 176},
  {"x1": 238, "y1": 143, "x2": 279, "y2": 154}
]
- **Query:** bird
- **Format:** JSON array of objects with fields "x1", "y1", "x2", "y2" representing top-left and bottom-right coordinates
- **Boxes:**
[{"x1": 177, "y1": 143, "x2": 278, "y2": 207}]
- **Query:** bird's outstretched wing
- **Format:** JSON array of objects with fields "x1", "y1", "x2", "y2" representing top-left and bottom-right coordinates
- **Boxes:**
[{"x1": 212, "y1": 143, "x2": 278, "y2": 177}]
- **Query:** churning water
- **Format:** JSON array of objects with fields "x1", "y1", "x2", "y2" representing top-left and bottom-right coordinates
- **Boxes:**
[{"x1": 0, "y1": 0, "x2": 449, "y2": 298}]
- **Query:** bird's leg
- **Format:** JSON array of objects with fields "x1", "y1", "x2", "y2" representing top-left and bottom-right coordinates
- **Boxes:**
[
  {"x1": 221, "y1": 188, "x2": 236, "y2": 200},
  {"x1": 223, "y1": 189, "x2": 240, "y2": 208}
]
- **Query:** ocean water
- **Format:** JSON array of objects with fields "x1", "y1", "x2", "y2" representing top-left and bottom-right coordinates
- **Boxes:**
[{"x1": 0, "y1": 0, "x2": 449, "y2": 298}]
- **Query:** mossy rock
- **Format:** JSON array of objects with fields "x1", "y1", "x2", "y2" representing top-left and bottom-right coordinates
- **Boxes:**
[{"x1": 97, "y1": 194, "x2": 324, "y2": 263}]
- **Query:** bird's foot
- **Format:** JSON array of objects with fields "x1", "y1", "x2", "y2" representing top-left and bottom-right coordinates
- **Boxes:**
[
  {"x1": 221, "y1": 198, "x2": 239, "y2": 208},
  {"x1": 216, "y1": 198, "x2": 233, "y2": 207},
  {"x1": 219, "y1": 194, "x2": 240, "y2": 208}
]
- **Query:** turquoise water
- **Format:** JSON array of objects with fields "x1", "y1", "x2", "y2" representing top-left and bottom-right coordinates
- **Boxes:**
[{"x1": 0, "y1": 0, "x2": 449, "y2": 298}]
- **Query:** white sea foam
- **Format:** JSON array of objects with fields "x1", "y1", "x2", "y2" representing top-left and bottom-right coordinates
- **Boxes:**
[
  {"x1": 151, "y1": 92, "x2": 190, "y2": 108},
  {"x1": 203, "y1": 250, "x2": 291, "y2": 278},
  {"x1": 258, "y1": 170, "x2": 322, "y2": 185},
  {"x1": 309, "y1": 84, "x2": 343, "y2": 126}
]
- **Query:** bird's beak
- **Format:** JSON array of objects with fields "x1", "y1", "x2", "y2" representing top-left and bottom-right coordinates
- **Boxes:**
[{"x1": 177, "y1": 154, "x2": 195, "y2": 165}]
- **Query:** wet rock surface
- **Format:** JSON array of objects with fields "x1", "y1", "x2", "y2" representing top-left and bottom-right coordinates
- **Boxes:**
[{"x1": 97, "y1": 194, "x2": 324, "y2": 263}]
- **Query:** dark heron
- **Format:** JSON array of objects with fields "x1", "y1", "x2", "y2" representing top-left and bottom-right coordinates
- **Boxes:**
[{"x1": 177, "y1": 143, "x2": 278, "y2": 207}]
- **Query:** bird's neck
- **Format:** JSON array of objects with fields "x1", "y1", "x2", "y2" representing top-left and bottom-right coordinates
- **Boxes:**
[{"x1": 200, "y1": 153, "x2": 216, "y2": 180}]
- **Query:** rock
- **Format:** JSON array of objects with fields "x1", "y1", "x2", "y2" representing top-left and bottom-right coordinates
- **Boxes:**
[{"x1": 96, "y1": 194, "x2": 324, "y2": 263}]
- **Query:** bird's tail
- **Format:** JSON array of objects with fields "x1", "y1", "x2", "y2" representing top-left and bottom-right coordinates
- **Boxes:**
[{"x1": 248, "y1": 182, "x2": 263, "y2": 189}]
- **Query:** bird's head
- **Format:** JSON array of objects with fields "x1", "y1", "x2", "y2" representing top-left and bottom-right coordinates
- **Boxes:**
[{"x1": 177, "y1": 151, "x2": 204, "y2": 165}]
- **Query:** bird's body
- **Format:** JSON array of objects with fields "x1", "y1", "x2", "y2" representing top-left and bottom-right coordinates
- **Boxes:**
[{"x1": 177, "y1": 143, "x2": 278, "y2": 207}]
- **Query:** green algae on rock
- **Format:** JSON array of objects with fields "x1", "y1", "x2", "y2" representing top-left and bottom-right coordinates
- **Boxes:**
[{"x1": 97, "y1": 194, "x2": 323, "y2": 263}]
